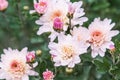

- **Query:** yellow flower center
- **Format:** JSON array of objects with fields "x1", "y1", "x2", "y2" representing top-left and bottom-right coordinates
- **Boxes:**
[{"x1": 61, "y1": 45, "x2": 75, "y2": 60}]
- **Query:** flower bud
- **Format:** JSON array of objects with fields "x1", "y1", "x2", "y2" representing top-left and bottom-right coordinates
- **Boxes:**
[
  {"x1": 109, "y1": 44, "x2": 115, "y2": 53},
  {"x1": 53, "y1": 17, "x2": 63, "y2": 30},
  {"x1": 0, "y1": 0, "x2": 8, "y2": 11},
  {"x1": 23, "y1": 6, "x2": 29, "y2": 10},
  {"x1": 36, "y1": 50, "x2": 42, "y2": 56},
  {"x1": 26, "y1": 51, "x2": 35, "y2": 63},
  {"x1": 65, "y1": 67, "x2": 73, "y2": 74},
  {"x1": 68, "y1": 3, "x2": 75, "y2": 15}
]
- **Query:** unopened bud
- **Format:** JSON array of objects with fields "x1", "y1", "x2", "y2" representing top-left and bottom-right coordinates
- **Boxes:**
[
  {"x1": 109, "y1": 44, "x2": 115, "y2": 53},
  {"x1": 23, "y1": 6, "x2": 29, "y2": 10},
  {"x1": 53, "y1": 17, "x2": 63, "y2": 30},
  {"x1": 65, "y1": 67, "x2": 73, "y2": 74},
  {"x1": 36, "y1": 50, "x2": 42, "y2": 56}
]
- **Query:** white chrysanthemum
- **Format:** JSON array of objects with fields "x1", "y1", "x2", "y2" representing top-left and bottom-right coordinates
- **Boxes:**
[
  {"x1": 48, "y1": 34, "x2": 87, "y2": 68},
  {"x1": 71, "y1": 26, "x2": 90, "y2": 48},
  {"x1": 88, "y1": 18, "x2": 119, "y2": 58},
  {"x1": 0, "y1": 47, "x2": 38, "y2": 80},
  {"x1": 36, "y1": 0, "x2": 69, "y2": 41},
  {"x1": 68, "y1": 1, "x2": 88, "y2": 26}
]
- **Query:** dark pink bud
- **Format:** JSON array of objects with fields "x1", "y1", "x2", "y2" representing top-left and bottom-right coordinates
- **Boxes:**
[{"x1": 53, "y1": 17, "x2": 63, "y2": 30}]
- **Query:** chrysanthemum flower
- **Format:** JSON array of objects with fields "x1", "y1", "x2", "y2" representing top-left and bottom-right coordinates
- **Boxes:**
[
  {"x1": 42, "y1": 69, "x2": 54, "y2": 80},
  {"x1": 0, "y1": 47, "x2": 38, "y2": 80},
  {"x1": 0, "y1": 0, "x2": 8, "y2": 11},
  {"x1": 36, "y1": 0, "x2": 69, "y2": 41},
  {"x1": 88, "y1": 18, "x2": 119, "y2": 58},
  {"x1": 30, "y1": 0, "x2": 50, "y2": 14},
  {"x1": 48, "y1": 34, "x2": 87, "y2": 68}
]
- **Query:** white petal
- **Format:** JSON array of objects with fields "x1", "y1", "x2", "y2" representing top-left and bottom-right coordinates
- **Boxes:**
[
  {"x1": 37, "y1": 25, "x2": 52, "y2": 35},
  {"x1": 98, "y1": 50, "x2": 105, "y2": 57},
  {"x1": 0, "y1": 70, "x2": 6, "y2": 79},
  {"x1": 29, "y1": 10, "x2": 36, "y2": 14},
  {"x1": 54, "y1": 62, "x2": 61, "y2": 66},
  {"x1": 21, "y1": 47, "x2": 28, "y2": 53},
  {"x1": 91, "y1": 51, "x2": 98, "y2": 58},
  {"x1": 33, "y1": 62, "x2": 38, "y2": 68},
  {"x1": 109, "y1": 30, "x2": 119, "y2": 38},
  {"x1": 27, "y1": 70, "x2": 39, "y2": 76},
  {"x1": 73, "y1": 56, "x2": 81, "y2": 64},
  {"x1": 49, "y1": 32, "x2": 58, "y2": 42},
  {"x1": 68, "y1": 62, "x2": 75, "y2": 68},
  {"x1": 34, "y1": 0, "x2": 37, "y2": 4},
  {"x1": 22, "y1": 75, "x2": 29, "y2": 80}
]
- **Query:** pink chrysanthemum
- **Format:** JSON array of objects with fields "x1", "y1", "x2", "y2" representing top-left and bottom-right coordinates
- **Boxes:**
[
  {"x1": 43, "y1": 69, "x2": 54, "y2": 80},
  {"x1": 88, "y1": 18, "x2": 119, "y2": 58}
]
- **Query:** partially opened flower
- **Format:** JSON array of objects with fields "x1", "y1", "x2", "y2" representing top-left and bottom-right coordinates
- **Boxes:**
[
  {"x1": 0, "y1": 47, "x2": 38, "y2": 80},
  {"x1": 0, "y1": 0, "x2": 8, "y2": 11},
  {"x1": 88, "y1": 18, "x2": 119, "y2": 58},
  {"x1": 26, "y1": 51, "x2": 35, "y2": 63},
  {"x1": 42, "y1": 69, "x2": 54, "y2": 80},
  {"x1": 68, "y1": 1, "x2": 88, "y2": 27},
  {"x1": 30, "y1": 0, "x2": 50, "y2": 14},
  {"x1": 36, "y1": 0, "x2": 69, "y2": 41},
  {"x1": 48, "y1": 34, "x2": 87, "y2": 68}
]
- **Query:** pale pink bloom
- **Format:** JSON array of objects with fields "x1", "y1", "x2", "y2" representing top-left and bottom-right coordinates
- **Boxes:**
[
  {"x1": 30, "y1": 0, "x2": 49, "y2": 14},
  {"x1": 26, "y1": 51, "x2": 35, "y2": 63},
  {"x1": 0, "y1": 47, "x2": 38, "y2": 80},
  {"x1": 48, "y1": 34, "x2": 87, "y2": 68},
  {"x1": 36, "y1": 0, "x2": 69, "y2": 41},
  {"x1": 43, "y1": 69, "x2": 54, "y2": 80},
  {"x1": 88, "y1": 18, "x2": 119, "y2": 58},
  {"x1": 0, "y1": 0, "x2": 8, "y2": 11},
  {"x1": 68, "y1": 1, "x2": 88, "y2": 26}
]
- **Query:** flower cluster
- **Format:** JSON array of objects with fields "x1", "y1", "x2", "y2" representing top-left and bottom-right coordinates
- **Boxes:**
[
  {"x1": 0, "y1": 0, "x2": 119, "y2": 80},
  {"x1": 31, "y1": 0, "x2": 119, "y2": 68}
]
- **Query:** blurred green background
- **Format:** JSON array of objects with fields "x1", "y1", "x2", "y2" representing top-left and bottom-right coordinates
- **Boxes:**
[{"x1": 0, "y1": 0, "x2": 120, "y2": 80}]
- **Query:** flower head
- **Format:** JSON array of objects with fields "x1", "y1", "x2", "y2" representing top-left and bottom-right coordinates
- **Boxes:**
[
  {"x1": 0, "y1": 47, "x2": 38, "y2": 80},
  {"x1": 30, "y1": 0, "x2": 50, "y2": 14},
  {"x1": 36, "y1": 0, "x2": 69, "y2": 41},
  {"x1": 48, "y1": 34, "x2": 87, "y2": 68},
  {"x1": 42, "y1": 69, "x2": 54, "y2": 80},
  {"x1": 88, "y1": 18, "x2": 119, "y2": 58},
  {"x1": 0, "y1": 0, "x2": 8, "y2": 11}
]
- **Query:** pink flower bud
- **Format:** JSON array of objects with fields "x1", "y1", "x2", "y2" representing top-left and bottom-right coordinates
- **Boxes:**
[
  {"x1": 34, "y1": 0, "x2": 47, "y2": 14},
  {"x1": 43, "y1": 69, "x2": 54, "y2": 80},
  {"x1": 0, "y1": 0, "x2": 8, "y2": 11},
  {"x1": 68, "y1": 3, "x2": 75, "y2": 15},
  {"x1": 109, "y1": 44, "x2": 115, "y2": 52},
  {"x1": 53, "y1": 17, "x2": 63, "y2": 30},
  {"x1": 26, "y1": 51, "x2": 35, "y2": 63}
]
